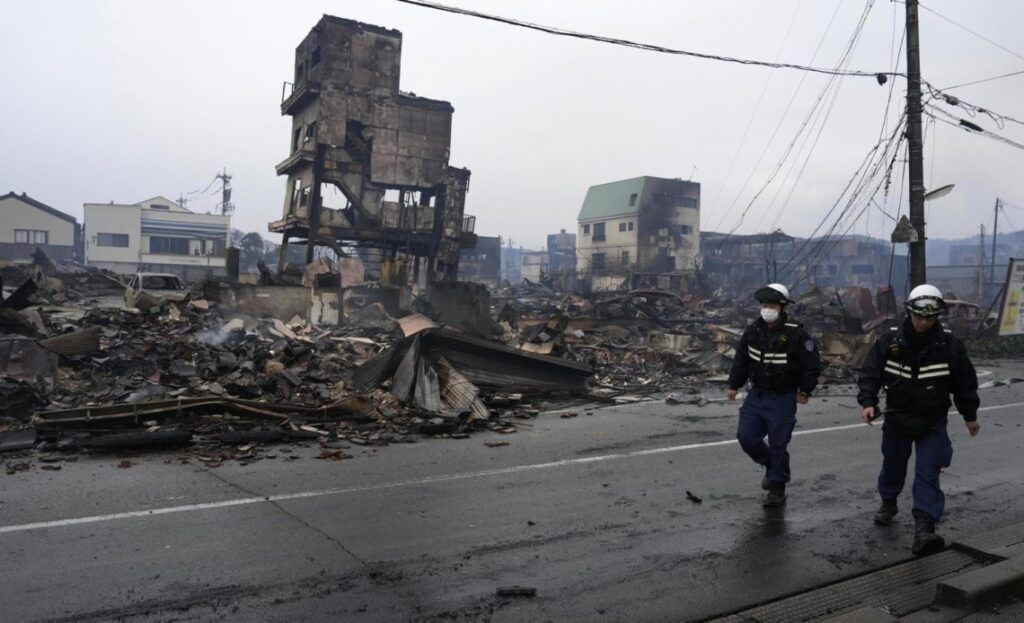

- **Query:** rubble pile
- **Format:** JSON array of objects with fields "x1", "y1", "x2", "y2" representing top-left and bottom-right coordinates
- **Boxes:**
[
  {"x1": 0, "y1": 273, "x2": 598, "y2": 463},
  {"x1": 1, "y1": 258, "x2": 942, "y2": 467},
  {"x1": 1, "y1": 258, "x2": 126, "y2": 306}
]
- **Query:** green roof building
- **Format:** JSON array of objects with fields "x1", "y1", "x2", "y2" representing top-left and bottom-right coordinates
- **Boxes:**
[{"x1": 576, "y1": 176, "x2": 700, "y2": 287}]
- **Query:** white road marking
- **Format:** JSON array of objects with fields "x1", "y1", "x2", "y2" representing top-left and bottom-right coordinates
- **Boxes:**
[{"x1": 3, "y1": 400, "x2": 1023, "y2": 536}]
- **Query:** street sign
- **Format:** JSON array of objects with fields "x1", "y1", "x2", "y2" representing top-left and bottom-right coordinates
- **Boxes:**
[{"x1": 996, "y1": 258, "x2": 1024, "y2": 336}]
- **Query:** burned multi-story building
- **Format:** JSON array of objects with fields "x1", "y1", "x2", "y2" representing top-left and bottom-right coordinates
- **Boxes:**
[
  {"x1": 269, "y1": 15, "x2": 474, "y2": 281},
  {"x1": 576, "y1": 176, "x2": 700, "y2": 292}
]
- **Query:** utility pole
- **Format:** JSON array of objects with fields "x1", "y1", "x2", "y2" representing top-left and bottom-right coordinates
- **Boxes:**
[
  {"x1": 906, "y1": 0, "x2": 927, "y2": 286},
  {"x1": 215, "y1": 168, "x2": 234, "y2": 216},
  {"x1": 176, "y1": 194, "x2": 190, "y2": 210},
  {"x1": 990, "y1": 197, "x2": 1001, "y2": 301},
  {"x1": 978, "y1": 224, "x2": 986, "y2": 302}
]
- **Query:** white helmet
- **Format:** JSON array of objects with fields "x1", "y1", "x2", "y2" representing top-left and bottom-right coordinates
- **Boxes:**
[
  {"x1": 754, "y1": 283, "x2": 792, "y2": 305},
  {"x1": 906, "y1": 284, "x2": 945, "y2": 317}
]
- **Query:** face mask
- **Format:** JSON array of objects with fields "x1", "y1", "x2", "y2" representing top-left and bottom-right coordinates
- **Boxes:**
[{"x1": 760, "y1": 308, "x2": 780, "y2": 324}]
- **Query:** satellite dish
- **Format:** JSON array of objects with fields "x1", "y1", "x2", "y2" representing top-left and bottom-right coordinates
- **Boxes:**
[{"x1": 924, "y1": 184, "x2": 955, "y2": 201}]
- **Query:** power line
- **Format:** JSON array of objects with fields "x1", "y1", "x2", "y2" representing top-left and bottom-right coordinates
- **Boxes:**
[
  {"x1": 723, "y1": 0, "x2": 877, "y2": 236},
  {"x1": 924, "y1": 83, "x2": 1024, "y2": 129},
  {"x1": 924, "y1": 103, "x2": 1024, "y2": 151},
  {"x1": 393, "y1": 0, "x2": 904, "y2": 79},
  {"x1": 710, "y1": 0, "x2": 849, "y2": 233},
  {"x1": 704, "y1": 0, "x2": 809, "y2": 229},
  {"x1": 780, "y1": 115, "x2": 907, "y2": 278},
  {"x1": 762, "y1": 1, "x2": 897, "y2": 233},
  {"x1": 942, "y1": 68, "x2": 1024, "y2": 91},
  {"x1": 918, "y1": 2, "x2": 1024, "y2": 63}
]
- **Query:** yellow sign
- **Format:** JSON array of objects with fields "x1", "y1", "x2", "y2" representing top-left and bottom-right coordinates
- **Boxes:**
[{"x1": 997, "y1": 259, "x2": 1024, "y2": 336}]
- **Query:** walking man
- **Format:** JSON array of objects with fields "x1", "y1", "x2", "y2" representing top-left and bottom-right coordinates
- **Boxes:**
[
  {"x1": 728, "y1": 283, "x2": 822, "y2": 507},
  {"x1": 857, "y1": 284, "x2": 980, "y2": 555}
]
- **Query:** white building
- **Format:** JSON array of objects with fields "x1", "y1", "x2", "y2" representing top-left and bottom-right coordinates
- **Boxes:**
[
  {"x1": 84, "y1": 196, "x2": 230, "y2": 280},
  {"x1": 1, "y1": 192, "x2": 80, "y2": 263}
]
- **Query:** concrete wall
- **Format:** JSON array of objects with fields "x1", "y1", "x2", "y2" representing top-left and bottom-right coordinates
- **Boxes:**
[
  {"x1": 84, "y1": 204, "x2": 142, "y2": 265},
  {"x1": 577, "y1": 215, "x2": 639, "y2": 272},
  {"x1": 0, "y1": 195, "x2": 76, "y2": 246}
]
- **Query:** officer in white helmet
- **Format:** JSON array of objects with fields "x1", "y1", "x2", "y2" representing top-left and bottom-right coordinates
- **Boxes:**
[
  {"x1": 728, "y1": 283, "x2": 822, "y2": 507},
  {"x1": 857, "y1": 284, "x2": 980, "y2": 556}
]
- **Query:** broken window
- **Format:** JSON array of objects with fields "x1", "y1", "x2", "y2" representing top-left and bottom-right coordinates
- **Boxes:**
[
  {"x1": 304, "y1": 124, "x2": 315, "y2": 143},
  {"x1": 592, "y1": 222, "x2": 606, "y2": 242},
  {"x1": 583, "y1": 224, "x2": 590, "y2": 235},
  {"x1": 96, "y1": 233, "x2": 129, "y2": 247},
  {"x1": 149, "y1": 236, "x2": 190, "y2": 255},
  {"x1": 628, "y1": 221, "x2": 634, "y2": 231},
  {"x1": 299, "y1": 186, "x2": 311, "y2": 207},
  {"x1": 293, "y1": 126, "x2": 301, "y2": 152},
  {"x1": 591, "y1": 253, "x2": 606, "y2": 270},
  {"x1": 311, "y1": 45, "x2": 321, "y2": 68},
  {"x1": 295, "y1": 62, "x2": 305, "y2": 84},
  {"x1": 678, "y1": 197, "x2": 698, "y2": 208},
  {"x1": 290, "y1": 179, "x2": 302, "y2": 211},
  {"x1": 619, "y1": 222, "x2": 627, "y2": 232},
  {"x1": 629, "y1": 193, "x2": 638, "y2": 207}
]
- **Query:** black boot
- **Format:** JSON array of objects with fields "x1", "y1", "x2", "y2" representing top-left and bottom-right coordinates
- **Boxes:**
[
  {"x1": 874, "y1": 499, "x2": 898, "y2": 526},
  {"x1": 761, "y1": 465, "x2": 771, "y2": 491},
  {"x1": 911, "y1": 509, "x2": 945, "y2": 556},
  {"x1": 764, "y1": 484, "x2": 786, "y2": 507}
]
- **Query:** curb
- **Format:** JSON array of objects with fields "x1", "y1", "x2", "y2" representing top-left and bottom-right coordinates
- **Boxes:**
[{"x1": 935, "y1": 555, "x2": 1024, "y2": 607}]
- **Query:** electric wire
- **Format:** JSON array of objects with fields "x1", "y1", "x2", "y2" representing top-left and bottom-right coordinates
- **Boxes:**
[
  {"x1": 762, "y1": 4, "x2": 903, "y2": 234},
  {"x1": 704, "y1": 0, "x2": 809, "y2": 230},
  {"x1": 721, "y1": 0, "x2": 876, "y2": 236},
  {"x1": 942, "y1": 68, "x2": 1024, "y2": 91},
  {"x1": 779, "y1": 114, "x2": 908, "y2": 281},
  {"x1": 393, "y1": 0, "x2": 904, "y2": 79},
  {"x1": 708, "y1": 0, "x2": 845, "y2": 233},
  {"x1": 918, "y1": 2, "x2": 1024, "y2": 63}
]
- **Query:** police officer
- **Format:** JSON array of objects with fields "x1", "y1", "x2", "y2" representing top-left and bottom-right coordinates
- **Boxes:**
[
  {"x1": 728, "y1": 283, "x2": 822, "y2": 507},
  {"x1": 857, "y1": 284, "x2": 980, "y2": 556}
]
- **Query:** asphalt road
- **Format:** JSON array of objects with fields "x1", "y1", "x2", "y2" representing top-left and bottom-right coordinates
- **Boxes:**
[{"x1": 3, "y1": 359, "x2": 1024, "y2": 623}]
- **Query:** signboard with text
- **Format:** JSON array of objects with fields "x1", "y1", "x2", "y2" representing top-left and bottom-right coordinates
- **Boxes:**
[{"x1": 997, "y1": 258, "x2": 1024, "y2": 336}]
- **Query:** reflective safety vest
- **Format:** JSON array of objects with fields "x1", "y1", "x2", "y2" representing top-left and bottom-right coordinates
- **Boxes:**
[
  {"x1": 881, "y1": 325, "x2": 954, "y2": 416},
  {"x1": 747, "y1": 322, "x2": 803, "y2": 392}
]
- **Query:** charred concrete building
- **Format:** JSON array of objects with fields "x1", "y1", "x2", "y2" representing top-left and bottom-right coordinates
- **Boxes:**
[
  {"x1": 576, "y1": 176, "x2": 700, "y2": 292},
  {"x1": 270, "y1": 16, "x2": 474, "y2": 281}
]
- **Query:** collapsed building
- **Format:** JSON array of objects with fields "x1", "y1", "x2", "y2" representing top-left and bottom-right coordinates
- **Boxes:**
[{"x1": 269, "y1": 15, "x2": 475, "y2": 282}]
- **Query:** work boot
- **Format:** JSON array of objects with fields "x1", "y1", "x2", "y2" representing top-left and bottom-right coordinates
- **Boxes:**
[
  {"x1": 761, "y1": 465, "x2": 771, "y2": 491},
  {"x1": 874, "y1": 499, "x2": 898, "y2": 526},
  {"x1": 763, "y1": 484, "x2": 786, "y2": 508},
  {"x1": 911, "y1": 509, "x2": 945, "y2": 556}
]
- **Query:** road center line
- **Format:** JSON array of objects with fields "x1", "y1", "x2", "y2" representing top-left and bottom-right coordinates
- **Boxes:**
[{"x1": 3, "y1": 400, "x2": 1023, "y2": 535}]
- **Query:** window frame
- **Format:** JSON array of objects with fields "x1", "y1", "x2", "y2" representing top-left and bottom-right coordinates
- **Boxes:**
[
  {"x1": 149, "y1": 236, "x2": 190, "y2": 255},
  {"x1": 96, "y1": 233, "x2": 130, "y2": 248}
]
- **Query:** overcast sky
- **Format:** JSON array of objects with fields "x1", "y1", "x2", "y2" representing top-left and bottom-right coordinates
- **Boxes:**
[{"x1": 2, "y1": 0, "x2": 1023, "y2": 249}]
